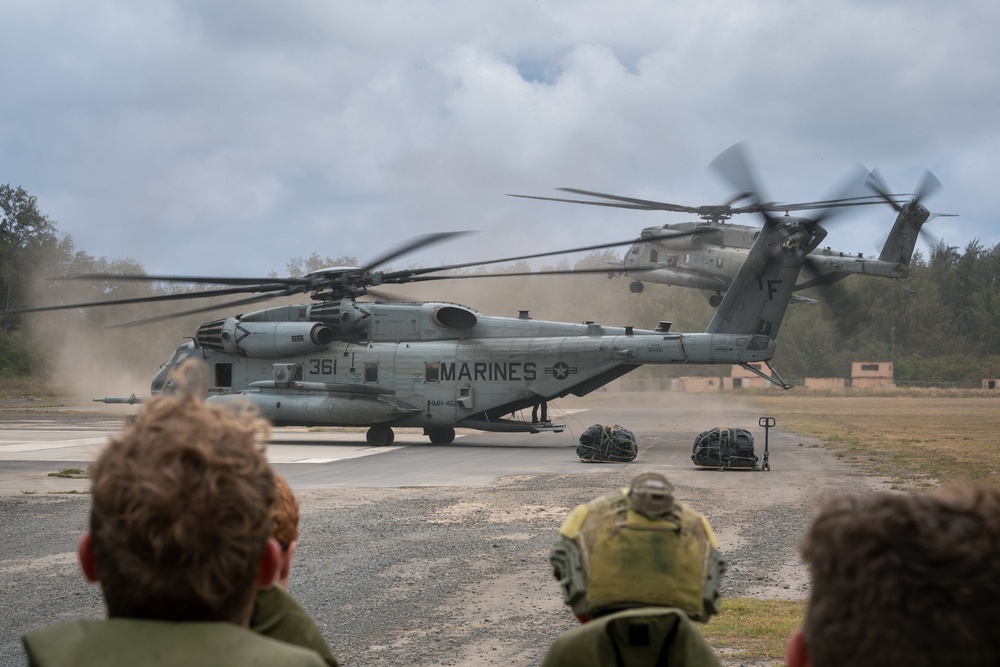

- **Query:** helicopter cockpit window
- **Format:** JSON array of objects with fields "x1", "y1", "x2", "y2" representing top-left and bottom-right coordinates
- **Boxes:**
[
  {"x1": 364, "y1": 362, "x2": 379, "y2": 383},
  {"x1": 425, "y1": 362, "x2": 441, "y2": 383},
  {"x1": 165, "y1": 345, "x2": 191, "y2": 369},
  {"x1": 151, "y1": 344, "x2": 195, "y2": 394}
]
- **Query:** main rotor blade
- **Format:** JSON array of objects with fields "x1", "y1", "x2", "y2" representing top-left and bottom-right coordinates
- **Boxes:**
[
  {"x1": 50, "y1": 273, "x2": 311, "y2": 287},
  {"x1": 805, "y1": 163, "x2": 874, "y2": 228},
  {"x1": 866, "y1": 169, "x2": 904, "y2": 212},
  {"x1": 707, "y1": 142, "x2": 780, "y2": 232},
  {"x1": 0, "y1": 282, "x2": 301, "y2": 316},
  {"x1": 709, "y1": 143, "x2": 874, "y2": 230},
  {"x1": 380, "y1": 234, "x2": 671, "y2": 283},
  {"x1": 508, "y1": 192, "x2": 668, "y2": 211},
  {"x1": 551, "y1": 189, "x2": 706, "y2": 213},
  {"x1": 359, "y1": 231, "x2": 471, "y2": 273},
  {"x1": 778, "y1": 194, "x2": 909, "y2": 211},
  {"x1": 708, "y1": 142, "x2": 766, "y2": 207},
  {"x1": 512, "y1": 189, "x2": 899, "y2": 216},
  {"x1": 550, "y1": 187, "x2": 830, "y2": 217},
  {"x1": 401, "y1": 265, "x2": 648, "y2": 283},
  {"x1": 104, "y1": 292, "x2": 286, "y2": 329}
]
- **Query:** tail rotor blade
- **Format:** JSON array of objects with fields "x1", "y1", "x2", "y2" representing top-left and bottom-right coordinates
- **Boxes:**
[
  {"x1": 869, "y1": 168, "x2": 941, "y2": 210},
  {"x1": 913, "y1": 169, "x2": 942, "y2": 204}
]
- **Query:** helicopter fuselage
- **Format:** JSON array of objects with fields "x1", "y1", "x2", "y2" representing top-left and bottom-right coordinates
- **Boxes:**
[
  {"x1": 621, "y1": 218, "x2": 910, "y2": 298},
  {"x1": 151, "y1": 299, "x2": 774, "y2": 443}
]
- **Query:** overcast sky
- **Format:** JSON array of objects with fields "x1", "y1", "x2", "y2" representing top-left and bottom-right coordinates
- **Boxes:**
[{"x1": 3, "y1": 0, "x2": 997, "y2": 279}]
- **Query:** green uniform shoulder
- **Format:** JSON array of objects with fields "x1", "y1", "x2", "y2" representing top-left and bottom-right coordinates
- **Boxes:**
[
  {"x1": 541, "y1": 607, "x2": 722, "y2": 667},
  {"x1": 22, "y1": 618, "x2": 326, "y2": 667},
  {"x1": 251, "y1": 585, "x2": 339, "y2": 667}
]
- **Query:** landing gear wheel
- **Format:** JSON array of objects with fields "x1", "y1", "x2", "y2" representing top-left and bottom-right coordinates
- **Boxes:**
[
  {"x1": 426, "y1": 427, "x2": 456, "y2": 444},
  {"x1": 709, "y1": 293, "x2": 722, "y2": 307},
  {"x1": 629, "y1": 281, "x2": 645, "y2": 294},
  {"x1": 366, "y1": 425, "x2": 395, "y2": 446}
]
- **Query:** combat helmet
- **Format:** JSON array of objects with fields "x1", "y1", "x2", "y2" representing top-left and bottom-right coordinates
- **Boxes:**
[{"x1": 550, "y1": 472, "x2": 725, "y2": 621}]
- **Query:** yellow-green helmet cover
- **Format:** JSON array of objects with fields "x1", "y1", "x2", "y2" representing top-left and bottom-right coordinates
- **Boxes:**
[{"x1": 550, "y1": 473, "x2": 725, "y2": 621}]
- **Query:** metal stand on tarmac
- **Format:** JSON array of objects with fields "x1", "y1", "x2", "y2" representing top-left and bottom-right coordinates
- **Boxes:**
[{"x1": 758, "y1": 416, "x2": 775, "y2": 471}]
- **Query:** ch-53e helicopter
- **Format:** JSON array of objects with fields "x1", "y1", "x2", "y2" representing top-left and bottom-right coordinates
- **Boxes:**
[
  {"x1": 3, "y1": 145, "x2": 846, "y2": 446},
  {"x1": 512, "y1": 149, "x2": 953, "y2": 306}
]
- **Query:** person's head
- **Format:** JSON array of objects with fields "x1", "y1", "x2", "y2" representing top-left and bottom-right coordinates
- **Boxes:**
[
  {"x1": 78, "y1": 360, "x2": 277, "y2": 625},
  {"x1": 549, "y1": 472, "x2": 724, "y2": 623},
  {"x1": 271, "y1": 474, "x2": 301, "y2": 588},
  {"x1": 787, "y1": 485, "x2": 1000, "y2": 667}
]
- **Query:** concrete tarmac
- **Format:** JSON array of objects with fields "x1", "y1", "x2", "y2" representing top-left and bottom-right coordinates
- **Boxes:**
[{"x1": 1, "y1": 392, "x2": 779, "y2": 493}]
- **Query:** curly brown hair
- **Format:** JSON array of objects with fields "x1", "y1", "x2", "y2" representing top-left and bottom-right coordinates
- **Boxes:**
[
  {"x1": 801, "y1": 485, "x2": 1000, "y2": 667},
  {"x1": 88, "y1": 361, "x2": 274, "y2": 624}
]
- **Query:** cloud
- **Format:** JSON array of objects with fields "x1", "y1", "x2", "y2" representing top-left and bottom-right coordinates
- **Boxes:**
[{"x1": 1, "y1": 0, "x2": 996, "y2": 281}]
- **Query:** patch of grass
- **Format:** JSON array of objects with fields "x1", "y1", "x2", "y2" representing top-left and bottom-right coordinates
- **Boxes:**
[
  {"x1": 0, "y1": 377, "x2": 64, "y2": 399},
  {"x1": 701, "y1": 597, "x2": 805, "y2": 661},
  {"x1": 746, "y1": 395, "x2": 1000, "y2": 489},
  {"x1": 48, "y1": 467, "x2": 87, "y2": 478},
  {"x1": 696, "y1": 394, "x2": 997, "y2": 659}
]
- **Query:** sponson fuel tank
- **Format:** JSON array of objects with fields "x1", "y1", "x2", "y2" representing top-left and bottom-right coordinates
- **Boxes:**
[{"x1": 208, "y1": 391, "x2": 418, "y2": 425}]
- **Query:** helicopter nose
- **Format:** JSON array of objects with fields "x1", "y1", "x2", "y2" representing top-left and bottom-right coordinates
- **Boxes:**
[{"x1": 150, "y1": 366, "x2": 170, "y2": 394}]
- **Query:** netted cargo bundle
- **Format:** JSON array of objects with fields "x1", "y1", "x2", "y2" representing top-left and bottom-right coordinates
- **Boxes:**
[
  {"x1": 691, "y1": 427, "x2": 758, "y2": 469},
  {"x1": 577, "y1": 424, "x2": 638, "y2": 462}
]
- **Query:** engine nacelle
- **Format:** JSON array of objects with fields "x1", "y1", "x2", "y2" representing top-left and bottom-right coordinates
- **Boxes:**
[
  {"x1": 307, "y1": 300, "x2": 373, "y2": 337},
  {"x1": 640, "y1": 226, "x2": 706, "y2": 249},
  {"x1": 197, "y1": 318, "x2": 335, "y2": 358},
  {"x1": 429, "y1": 305, "x2": 478, "y2": 331}
]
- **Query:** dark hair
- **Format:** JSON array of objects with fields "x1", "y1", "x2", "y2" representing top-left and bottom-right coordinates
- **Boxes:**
[
  {"x1": 801, "y1": 486, "x2": 1000, "y2": 667},
  {"x1": 89, "y1": 361, "x2": 274, "y2": 623}
]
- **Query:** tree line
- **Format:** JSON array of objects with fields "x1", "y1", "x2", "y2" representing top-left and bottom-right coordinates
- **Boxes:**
[
  {"x1": 2, "y1": 183, "x2": 998, "y2": 387},
  {"x1": 776, "y1": 239, "x2": 1000, "y2": 384}
]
